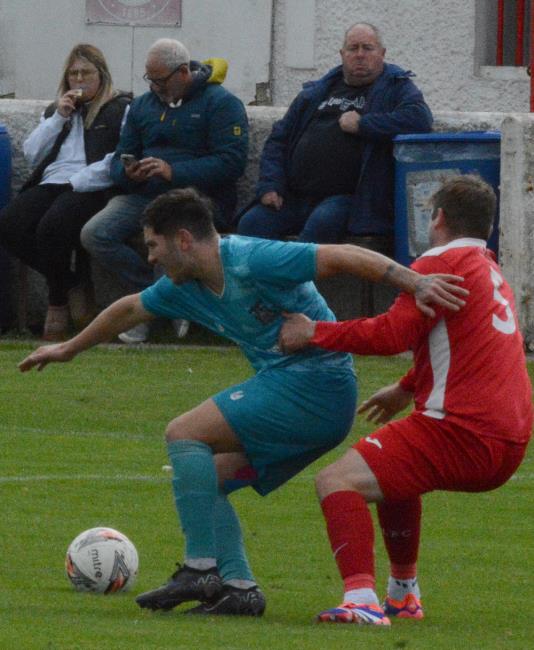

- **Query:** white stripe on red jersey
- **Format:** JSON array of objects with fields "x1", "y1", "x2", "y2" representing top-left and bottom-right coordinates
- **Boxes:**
[{"x1": 312, "y1": 239, "x2": 532, "y2": 443}]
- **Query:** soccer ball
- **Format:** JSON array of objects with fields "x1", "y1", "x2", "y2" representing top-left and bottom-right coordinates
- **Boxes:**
[{"x1": 65, "y1": 527, "x2": 139, "y2": 594}]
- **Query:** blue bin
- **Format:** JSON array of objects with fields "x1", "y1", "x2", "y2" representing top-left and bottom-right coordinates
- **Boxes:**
[
  {"x1": 0, "y1": 124, "x2": 10, "y2": 208},
  {"x1": 393, "y1": 132, "x2": 501, "y2": 266},
  {"x1": 0, "y1": 124, "x2": 12, "y2": 330}
]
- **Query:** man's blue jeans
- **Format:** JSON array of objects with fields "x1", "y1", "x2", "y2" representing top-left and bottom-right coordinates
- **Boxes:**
[
  {"x1": 237, "y1": 194, "x2": 354, "y2": 243},
  {"x1": 80, "y1": 194, "x2": 154, "y2": 292}
]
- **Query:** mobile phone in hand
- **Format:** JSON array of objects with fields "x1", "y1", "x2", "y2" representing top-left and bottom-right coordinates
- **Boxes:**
[{"x1": 120, "y1": 154, "x2": 137, "y2": 168}]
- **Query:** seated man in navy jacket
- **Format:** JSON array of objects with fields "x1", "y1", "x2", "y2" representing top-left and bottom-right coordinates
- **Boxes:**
[{"x1": 238, "y1": 23, "x2": 432, "y2": 244}]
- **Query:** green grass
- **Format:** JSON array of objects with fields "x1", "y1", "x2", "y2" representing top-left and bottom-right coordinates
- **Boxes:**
[{"x1": 0, "y1": 343, "x2": 532, "y2": 649}]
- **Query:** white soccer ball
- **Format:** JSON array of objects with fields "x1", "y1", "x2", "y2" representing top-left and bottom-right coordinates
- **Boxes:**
[{"x1": 65, "y1": 527, "x2": 139, "y2": 594}]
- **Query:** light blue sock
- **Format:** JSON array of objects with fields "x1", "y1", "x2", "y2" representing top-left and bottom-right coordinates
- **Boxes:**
[
  {"x1": 214, "y1": 491, "x2": 255, "y2": 583},
  {"x1": 167, "y1": 439, "x2": 218, "y2": 560}
]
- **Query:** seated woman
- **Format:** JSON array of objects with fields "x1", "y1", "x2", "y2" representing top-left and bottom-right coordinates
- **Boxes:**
[{"x1": 0, "y1": 43, "x2": 130, "y2": 340}]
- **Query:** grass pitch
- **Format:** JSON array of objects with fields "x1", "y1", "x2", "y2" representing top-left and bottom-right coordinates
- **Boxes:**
[{"x1": 0, "y1": 342, "x2": 532, "y2": 649}]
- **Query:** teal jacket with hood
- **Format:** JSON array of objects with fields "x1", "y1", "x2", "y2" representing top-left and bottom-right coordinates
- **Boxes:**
[{"x1": 110, "y1": 59, "x2": 248, "y2": 228}]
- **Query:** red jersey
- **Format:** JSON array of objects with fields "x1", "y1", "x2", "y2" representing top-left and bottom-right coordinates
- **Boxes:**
[{"x1": 313, "y1": 239, "x2": 533, "y2": 443}]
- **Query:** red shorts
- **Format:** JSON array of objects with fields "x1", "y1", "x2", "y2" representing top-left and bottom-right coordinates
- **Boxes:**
[{"x1": 354, "y1": 412, "x2": 529, "y2": 501}]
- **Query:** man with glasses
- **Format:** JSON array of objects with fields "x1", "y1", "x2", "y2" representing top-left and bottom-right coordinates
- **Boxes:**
[
  {"x1": 81, "y1": 38, "x2": 248, "y2": 343},
  {"x1": 238, "y1": 23, "x2": 432, "y2": 244}
]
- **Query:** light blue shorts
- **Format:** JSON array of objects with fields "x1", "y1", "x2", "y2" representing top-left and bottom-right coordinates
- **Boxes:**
[{"x1": 213, "y1": 365, "x2": 357, "y2": 495}]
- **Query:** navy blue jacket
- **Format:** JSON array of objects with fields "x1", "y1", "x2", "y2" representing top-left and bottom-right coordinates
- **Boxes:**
[{"x1": 256, "y1": 63, "x2": 433, "y2": 236}]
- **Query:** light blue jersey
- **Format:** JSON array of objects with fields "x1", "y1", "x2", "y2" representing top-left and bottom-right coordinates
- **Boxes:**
[
  {"x1": 141, "y1": 235, "x2": 356, "y2": 495},
  {"x1": 141, "y1": 235, "x2": 352, "y2": 373}
]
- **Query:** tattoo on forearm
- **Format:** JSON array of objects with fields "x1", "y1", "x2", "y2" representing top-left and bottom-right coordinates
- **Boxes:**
[
  {"x1": 382, "y1": 264, "x2": 397, "y2": 285},
  {"x1": 414, "y1": 277, "x2": 431, "y2": 296}
]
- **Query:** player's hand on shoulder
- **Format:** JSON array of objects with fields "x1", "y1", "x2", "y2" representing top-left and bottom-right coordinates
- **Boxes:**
[
  {"x1": 414, "y1": 273, "x2": 468, "y2": 318},
  {"x1": 279, "y1": 312, "x2": 316, "y2": 354},
  {"x1": 18, "y1": 343, "x2": 75, "y2": 373},
  {"x1": 357, "y1": 382, "x2": 412, "y2": 424}
]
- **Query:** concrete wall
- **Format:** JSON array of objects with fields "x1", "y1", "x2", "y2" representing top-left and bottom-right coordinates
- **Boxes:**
[
  {"x1": 0, "y1": 99, "x2": 288, "y2": 327},
  {"x1": 1, "y1": 1, "x2": 532, "y2": 112},
  {"x1": 0, "y1": 0, "x2": 16, "y2": 96},
  {"x1": 271, "y1": 0, "x2": 530, "y2": 111},
  {"x1": 1, "y1": 99, "x2": 533, "y2": 345},
  {"x1": 499, "y1": 114, "x2": 534, "y2": 346},
  {"x1": 0, "y1": 0, "x2": 272, "y2": 105}
]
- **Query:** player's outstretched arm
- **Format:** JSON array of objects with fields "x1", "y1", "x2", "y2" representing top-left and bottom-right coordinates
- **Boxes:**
[
  {"x1": 18, "y1": 342, "x2": 76, "y2": 372},
  {"x1": 315, "y1": 245, "x2": 468, "y2": 317},
  {"x1": 18, "y1": 295, "x2": 153, "y2": 373},
  {"x1": 357, "y1": 382, "x2": 413, "y2": 425}
]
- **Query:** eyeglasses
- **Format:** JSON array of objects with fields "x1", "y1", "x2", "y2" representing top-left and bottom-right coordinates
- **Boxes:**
[
  {"x1": 68, "y1": 68, "x2": 98, "y2": 79},
  {"x1": 143, "y1": 66, "x2": 182, "y2": 89}
]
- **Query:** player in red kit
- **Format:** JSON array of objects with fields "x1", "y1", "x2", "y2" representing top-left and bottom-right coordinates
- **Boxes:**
[{"x1": 279, "y1": 175, "x2": 533, "y2": 626}]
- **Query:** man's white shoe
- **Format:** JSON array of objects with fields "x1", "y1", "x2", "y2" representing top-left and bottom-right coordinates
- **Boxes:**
[
  {"x1": 118, "y1": 322, "x2": 149, "y2": 344},
  {"x1": 172, "y1": 319, "x2": 190, "y2": 339}
]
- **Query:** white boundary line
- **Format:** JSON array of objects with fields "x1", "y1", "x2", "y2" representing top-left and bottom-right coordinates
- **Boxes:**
[
  {"x1": 3, "y1": 425, "x2": 157, "y2": 441},
  {"x1": 0, "y1": 474, "x2": 169, "y2": 484},
  {"x1": 0, "y1": 471, "x2": 530, "y2": 485},
  {"x1": 509, "y1": 472, "x2": 534, "y2": 481},
  {"x1": 0, "y1": 339, "x2": 236, "y2": 353}
]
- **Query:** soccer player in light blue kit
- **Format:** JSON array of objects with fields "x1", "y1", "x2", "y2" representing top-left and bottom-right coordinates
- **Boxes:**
[{"x1": 19, "y1": 188, "x2": 467, "y2": 617}]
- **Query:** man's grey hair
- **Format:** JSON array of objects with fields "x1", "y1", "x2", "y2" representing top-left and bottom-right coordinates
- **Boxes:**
[
  {"x1": 147, "y1": 38, "x2": 190, "y2": 69},
  {"x1": 343, "y1": 22, "x2": 384, "y2": 48}
]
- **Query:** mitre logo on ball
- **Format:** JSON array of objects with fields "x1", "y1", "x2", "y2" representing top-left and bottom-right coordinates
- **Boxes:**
[{"x1": 65, "y1": 527, "x2": 139, "y2": 594}]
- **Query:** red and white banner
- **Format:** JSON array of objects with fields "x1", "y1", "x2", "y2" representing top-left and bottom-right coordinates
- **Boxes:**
[{"x1": 86, "y1": 0, "x2": 182, "y2": 26}]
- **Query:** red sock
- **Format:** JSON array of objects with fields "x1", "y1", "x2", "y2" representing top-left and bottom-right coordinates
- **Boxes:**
[
  {"x1": 320, "y1": 491, "x2": 375, "y2": 589},
  {"x1": 377, "y1": 497, "x2": 421, "y2": 578}
]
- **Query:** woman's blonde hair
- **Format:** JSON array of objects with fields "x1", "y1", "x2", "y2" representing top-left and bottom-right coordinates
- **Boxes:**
[{"x1": 58, "y1": 44, "x2": 115, "y2": 129}]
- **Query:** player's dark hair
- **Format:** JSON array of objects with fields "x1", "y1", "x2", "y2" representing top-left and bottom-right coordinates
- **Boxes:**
[
  {"x1": 431, "y1": 175, "x2": 496, "y2": 240},
  {"x1": 141, "y1": 188, "x2": 217, "y2": 240}
]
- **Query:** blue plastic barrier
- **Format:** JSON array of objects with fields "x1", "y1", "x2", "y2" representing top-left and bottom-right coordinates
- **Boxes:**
[
  {"x1": 0, "y1": 124, "x2": 10, "y2": 209},
  {"x1": 393, "y1": 132, "x2": 501, "y2": 266},
  {"x1": 0, "y1": 124, "x2": 12, "y2": 330}
]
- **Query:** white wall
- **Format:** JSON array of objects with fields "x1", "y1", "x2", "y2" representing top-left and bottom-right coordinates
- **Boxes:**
[
  {"x1": 1, "y1": 0, "x2": 532, "y2": 111},
  {"x1": 270, "y1": 0, "x2": 531, "y2": 112},
  {"x1": 0, "y1": 0, "x2": 16, "y2": 95},
  {"x1": 2, "y1": 0, "x2": 272, "y2": 104}
]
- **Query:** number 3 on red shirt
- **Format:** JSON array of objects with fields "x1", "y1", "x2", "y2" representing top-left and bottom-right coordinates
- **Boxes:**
[{"x1": 490, "y1": 267, "x2": 516, "y2": 335}]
